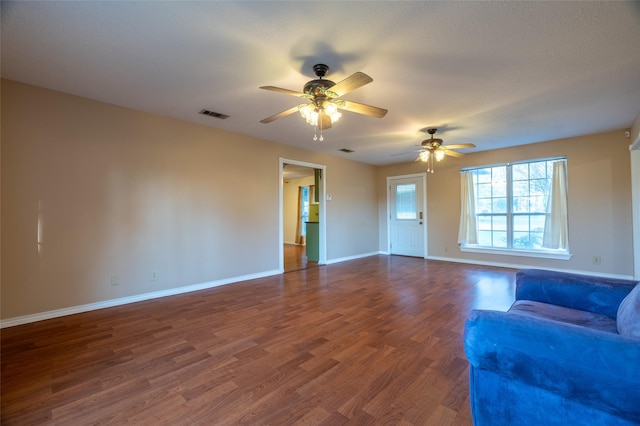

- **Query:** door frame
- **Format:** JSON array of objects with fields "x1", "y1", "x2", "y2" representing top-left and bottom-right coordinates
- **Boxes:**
[
  {"x1": 630, "y1": 132, "x2": 640, "y2": 279},
  {"x1": 279, "y1": 157, "x2": 327, "y2": 272},
  {"x1": 386, "y1": 172, "x2": 428, "y2": 258}
]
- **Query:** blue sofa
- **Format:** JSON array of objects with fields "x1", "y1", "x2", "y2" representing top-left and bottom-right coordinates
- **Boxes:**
[{"x1": 464, "y1": 269, "x2": 640, "y2": 425}]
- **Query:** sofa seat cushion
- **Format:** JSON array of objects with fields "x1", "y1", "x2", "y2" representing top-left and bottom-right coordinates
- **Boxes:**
[{"x1": 509, "y1": 300, "x2": 618, "y2": 334}]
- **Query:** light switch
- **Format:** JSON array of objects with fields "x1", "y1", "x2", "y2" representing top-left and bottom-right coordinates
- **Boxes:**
[{"x1": 326, "y1": 194, "x2": 332, "y2": 201}]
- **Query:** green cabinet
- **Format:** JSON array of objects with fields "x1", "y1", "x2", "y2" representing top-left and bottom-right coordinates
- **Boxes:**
[
  {"x1": 305, "y1": 222, "x2": 319, "y2": 262},
  {"x1": 308, "y1": 204, "x2": 319, "y2": 222}
]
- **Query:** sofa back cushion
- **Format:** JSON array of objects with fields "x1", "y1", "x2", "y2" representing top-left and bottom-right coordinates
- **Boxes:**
[
  {"x1": 516, "y1": 269, "x2": 637, "y2": 318},
  {"x1": 617, "y1": 284, "x2": 640, "y2": 338},
  {"x1": 510, "y1": 300, "x2": 618, "y2": 334}
]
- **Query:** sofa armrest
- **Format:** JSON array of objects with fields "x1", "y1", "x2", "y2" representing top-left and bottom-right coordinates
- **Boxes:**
[
  {"x1": 464, "y1": 309, "x2": 640, "y2": 422},
  {"x1": 515, "y1": 269, "x2": 637, "y2": 317}
]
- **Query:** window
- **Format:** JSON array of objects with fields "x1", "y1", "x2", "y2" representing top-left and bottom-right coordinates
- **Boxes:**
[
  {"x1": 300, "y1": 186, "x2": 310, "y2": 236},
  {"x1": 459, "y1": 158, "x2": 570, "y2": 259},
  {"x1": 395, "y1": 183, "x2": 417, "y2": 220}
]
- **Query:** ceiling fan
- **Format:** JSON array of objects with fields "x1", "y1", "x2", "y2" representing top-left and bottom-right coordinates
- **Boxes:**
[
  {"x1": 259, "y1": 64, "x2": 388, "y2": 141},
  {"x1": 416, "y1": 128, "x2": 476, "y2": 173}
]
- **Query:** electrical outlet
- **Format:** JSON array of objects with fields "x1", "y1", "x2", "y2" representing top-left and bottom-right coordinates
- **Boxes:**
[
  {"x1": 592, "y1": 256, "x2": 602, "y2": 265},
  {"x1": 151, "y1": 271, "x2": 159, "y2": 281},
  {"x1": 111, "y1": 276, "x2": 120, "y2": 286}
]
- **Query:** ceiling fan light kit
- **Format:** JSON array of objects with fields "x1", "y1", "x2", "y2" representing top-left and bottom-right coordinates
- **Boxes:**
[
  {"x1": 260, "y1": 63, "x2": 387, "y2": 142},
  {"x1": 298, "y1": 102, "x2": 342, "y2": 142}
]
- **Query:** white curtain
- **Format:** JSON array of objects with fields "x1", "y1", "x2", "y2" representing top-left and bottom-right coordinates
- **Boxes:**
[
  {"x1": 458, "y1": 171, "x2": 478, "y2": 245},
  {"x1": 543, "y1": 161, "x2": 569, "y2": 250}
]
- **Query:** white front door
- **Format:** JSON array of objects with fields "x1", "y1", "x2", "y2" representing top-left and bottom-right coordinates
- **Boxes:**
[{"x1": 389, "y1": 174, "x2": 426, "y2": 257}]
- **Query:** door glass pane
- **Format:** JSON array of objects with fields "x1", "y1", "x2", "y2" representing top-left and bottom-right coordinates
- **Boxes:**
[{"x1": 396, "y1": 183, "x2": 417, "y2": 219}]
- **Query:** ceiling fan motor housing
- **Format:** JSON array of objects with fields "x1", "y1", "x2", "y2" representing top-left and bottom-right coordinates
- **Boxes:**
[
  {"x1": 420, "y1": 128, "x2": 442, "y2": 150},
  {"x1": 312, "y1": 63, "x2": 329, "y2": 77},
  {"x1": 304, "y1": 63, "x2": 338, "y2": 101},
  {"x1": 303, "y1": 79, "x2": 336, "y2": 97},
  {"x1": 422, "y1": 140, "x2": 442, "y2": 150}
]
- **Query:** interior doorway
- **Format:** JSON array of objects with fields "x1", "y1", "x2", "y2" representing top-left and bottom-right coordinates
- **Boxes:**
[{"x1": 279, "y1": 158, "x2": 327, "y2": 272}]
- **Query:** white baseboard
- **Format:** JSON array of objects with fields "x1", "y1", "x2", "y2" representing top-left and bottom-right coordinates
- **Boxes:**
[
  {"x1": 425, "y1": 255, "x2": 635, "y2": 280},
  {"x1": 3, "y1": 252, "x2": 383, "y2": 328},
  {"x1": 0, "y1": 269, "x2": 281, "y2": 329},
  {"x1": 326, "y1": 251, "x2": 383, "y2": 265},
  {"x1": 4, "y1": 254, "x2": 633, "y2": 329}
]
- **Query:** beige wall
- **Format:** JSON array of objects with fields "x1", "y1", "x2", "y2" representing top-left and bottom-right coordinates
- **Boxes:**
[
  {"x1": 3, "y1": 78, "x2": 634, "y2": 321},
  {"x1": 377, "y1": 129, "x2": 635, "y2": 277},
  {"x1": 1, "y1": 80, "x2": 380, "y2": 320}
]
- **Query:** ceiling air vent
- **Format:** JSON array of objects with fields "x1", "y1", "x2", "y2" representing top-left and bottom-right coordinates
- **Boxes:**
[
  {"x1": 199, "y1": 109, "x2": 229, "y2": 119},
  {"x1": 339, "y1": 148, "x2": 354, "y2": 153}
]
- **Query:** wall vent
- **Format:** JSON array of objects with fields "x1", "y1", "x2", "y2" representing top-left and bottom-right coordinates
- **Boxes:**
[
  {"x1": 199, "y1": 109, "x2": 229, "y2": 119},
  {"x1": 339, "y1": 148, "x2": 354, "y2": 153}
]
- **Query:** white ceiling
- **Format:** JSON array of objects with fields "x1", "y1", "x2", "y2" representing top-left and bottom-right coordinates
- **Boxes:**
[{"x1": 2, "y1": 1, "x2": 640, "y2": 165}]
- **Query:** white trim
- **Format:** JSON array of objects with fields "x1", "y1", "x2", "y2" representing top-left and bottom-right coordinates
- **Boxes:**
[
  {"x1": 5, "y1": 252, "x2": 632, "y2": 329},
  {"x1": 630, "y1": 133, "x2": 640, "y2": 279},
  {"x1": 460, "y1": 246, "x2": 572, "y2": 260},
  {"x1": 630, "y1": 132, "x2": 640, "y2": 151},
  {"x1": 425, "y1": 255, "x2": 635, "y2": 280},
  {"x1": 1, "y1": 269, "x2": 281, "y2": 329},
  {"x1": 386, "y1": 172, "x2": 428, "y2": 258},
  {"x1": 325, "y1": 251, "x2": 382, "y2": 265},
  {"x1": 1, "y1": 249, "x2": 385, "y2": 328},
  {"x1": 460, "y1": 156, "x2": 567, "y2": 172},
  {"x1": 279, "y1": 158, "x2": 327, "y2": 271}
]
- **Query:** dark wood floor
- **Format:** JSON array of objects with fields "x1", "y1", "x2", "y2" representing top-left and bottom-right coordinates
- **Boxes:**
[
  {"x1": 1, "y1": 256, "x2": 516, "y2": 425},
  {"x1": 284, "y1": 243, "x2": 319, "y2": 272}
]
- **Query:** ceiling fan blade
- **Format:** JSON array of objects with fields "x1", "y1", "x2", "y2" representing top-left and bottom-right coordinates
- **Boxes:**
[
  {"x1": 390, "y1": 149, "x2": 422, "y2": 157},
  {"x1": 339, "y1": 100, "x2": 388, "y2": 118},
  {"x1": 444, "y1": 150, "x2": 465, "y2": 158},
  {"x1": 443, "y1": 144, "x2": 476, "y2": 149},
  {"x1": 329, "y1": 72, "x2": 373, "y2": 97},
  {"x1": 260, "y1": 105, "x2": 301, "y2": 123},
  {"x1": 260, "y1": 86, "x2": 310, "y2": 98}
]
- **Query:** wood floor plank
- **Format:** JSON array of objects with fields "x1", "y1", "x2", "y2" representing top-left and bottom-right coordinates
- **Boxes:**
[{"x1": 1, "y1": 256, "x2": 516, "y2": 425}]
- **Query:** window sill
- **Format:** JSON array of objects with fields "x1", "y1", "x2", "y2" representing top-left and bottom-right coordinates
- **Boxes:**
[{"x1": 460, "y1": 246, "x2": 573, "y2": 260}]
